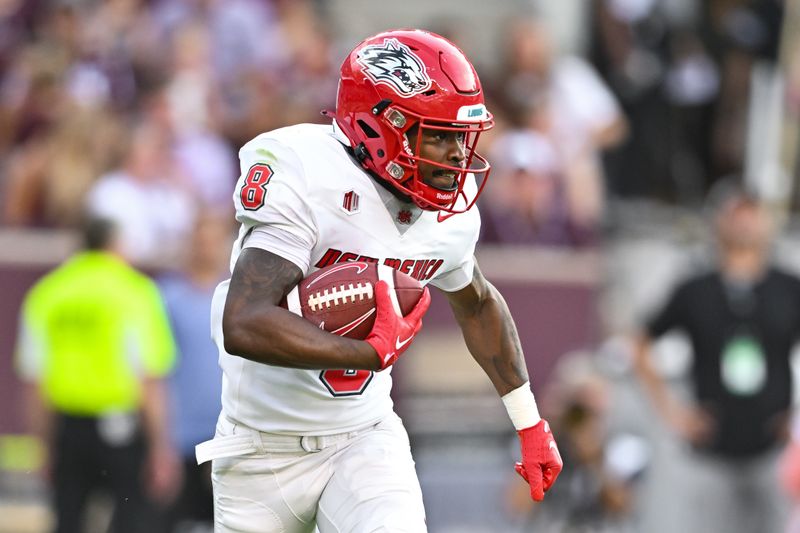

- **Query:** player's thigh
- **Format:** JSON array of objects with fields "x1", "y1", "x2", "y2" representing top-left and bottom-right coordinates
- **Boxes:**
[
  {"x1": 317, "y1": 415, "x2": 426, "y2": 533},
  {"x1": 212, "y1": 449, "x2": 334, "y2": 533}
]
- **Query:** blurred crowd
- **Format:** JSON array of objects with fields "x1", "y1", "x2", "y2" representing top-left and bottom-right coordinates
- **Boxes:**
[
  {"x1": 0, "y1": 0, "x2": 791, "y2": 262},
  {"x1": 1, "y1": 0, "x2": 338, "y2": 267}
]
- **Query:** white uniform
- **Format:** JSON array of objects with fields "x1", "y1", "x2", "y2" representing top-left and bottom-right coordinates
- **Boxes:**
[{"x1": 199, "y1": 123, "x2": 480, "y2": 533}]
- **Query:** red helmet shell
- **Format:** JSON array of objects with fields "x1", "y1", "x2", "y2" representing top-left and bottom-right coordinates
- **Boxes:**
[{"x1": 331, "y1": 29, "x2": 493, "y2": 214}]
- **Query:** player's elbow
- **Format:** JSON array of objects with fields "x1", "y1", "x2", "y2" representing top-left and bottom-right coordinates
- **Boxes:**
[
  {"x1": 223, "y1": 332, "x2": 246, "y2": 357},
  {"x1": 221, "y1": 303, "x2": 288, "y2": 363},
  {"x1": 221, "y1": 312, "x2": 252, "y2": 357}
]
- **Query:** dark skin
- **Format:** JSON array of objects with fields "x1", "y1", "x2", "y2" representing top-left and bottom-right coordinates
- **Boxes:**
[
  {"x1": 407, "y1": 125, "x2": 467, "y2": 191},
  {"x1": 222, "y1": 249, "x2": 380, "y2": 370},
  {"x1": 223, "y1": 125, "x2": 530, "y2": 394}
]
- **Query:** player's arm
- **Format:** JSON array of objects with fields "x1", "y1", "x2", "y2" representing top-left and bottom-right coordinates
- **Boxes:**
[
  {"x1": 444, "y1": 260, "x2": 562, "y2": 502},
  {"x1": 632, "y1": 332, "x2": 713, "y2": 444},
  {"x1": 445, "y1": 262, "x2": 527, "y2": 394},
  {"x1": 222, "y1": 248, "x2": 382, "y2": 370},
  {"x1": 222, "y1": 247, "x2": 429, "y2": 371},
  {"x1": 632, "y1": 281, "x2": 714, "y2": 445}
]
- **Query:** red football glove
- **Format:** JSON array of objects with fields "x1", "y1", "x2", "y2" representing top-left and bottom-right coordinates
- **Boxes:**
[
  {"x1": 365, "y1": 281, "x2": 431, "y2": 370},
  {"x1": 515, "y1": 420, "x2": 563, "y2": 502}
]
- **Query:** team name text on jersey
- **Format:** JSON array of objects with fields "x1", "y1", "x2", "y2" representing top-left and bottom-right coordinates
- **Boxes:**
[{"x1": 315, "y1": 248, "x2": 444, "y2": 281}]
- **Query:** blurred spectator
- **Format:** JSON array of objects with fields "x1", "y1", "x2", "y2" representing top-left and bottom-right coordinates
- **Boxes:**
[
  {"x1": 481, "y1": 128, "x2": 590, "y2": 246},
  {"x1": 14, "y1": 217, "x2": 180, "y2": 533},
  {"x1": 489, "y1": 17, "x2": 627, "y2": 240},
  {"x1": 663, "y1": 29, "x2": 720, "y2": 201},
  {"x1": 0, "y1": 37, "x2": 71, "y2": 150},
  {"x1": 590, "y1": 0, "x2": 678, "y2": 199},
  {"x1": 493, "y1": 16, "x2": 628, "y2": 151},
  {"x1": 507, "y1": 352, "x2": 647, "y2": 532},
  {"x1": 632, "y1": 182, "x2": 796, "y2": 533},
  {"x1": 590, "y1": 0, "x2": 786, "y2": 203},
  {"x1": 275, "y1": 0, "x2": 338, "y2": 124},
  {"x1": 3, "y1": 106, "x2": 125, "y2": 227},
  {"x1": 160, "y1": 21, "x2": 239, "y2": 209},
  {"x1": 150, "y1": 0, "x2": 294, "y2": 147},
  {"x1": 157, "y1": 212, "x2": 232, "y2": 532},
  {"x1": 81, "y1": 0, "x2": 165, "y2": 110},
  {"x1": 85, "y1": 119, "x2": 197, "y2": 269},
  {"x1": 709, "y1": 0, "x2": 784, "y2": 179}
]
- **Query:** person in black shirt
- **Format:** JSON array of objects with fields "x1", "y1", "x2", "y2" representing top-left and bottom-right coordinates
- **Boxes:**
[{"x1": 633, "y1": 185, "x2": 797, "y2": 533}]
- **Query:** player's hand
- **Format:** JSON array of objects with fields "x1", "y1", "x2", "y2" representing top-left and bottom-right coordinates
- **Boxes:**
[
  {"x1": 665, "y1": 403, "x2": 715, "y2": 446},
  {"x1": 144, "y1": 443, "x2": 182, "y2": 504},
  {"x1": 515, "y1": 420, "x2": 563, "y2": 502},
  {"x1": 365, "y1": 281, "x2": 430, "y2": 370}
]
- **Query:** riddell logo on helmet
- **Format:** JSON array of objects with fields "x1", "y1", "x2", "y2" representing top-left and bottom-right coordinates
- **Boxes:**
[
  {"x1": 356, "y1": 38, "x2": 432, "y2": 97},
  {"x1": 436, "y1": 192, "x2": 455, "y2": 201}
]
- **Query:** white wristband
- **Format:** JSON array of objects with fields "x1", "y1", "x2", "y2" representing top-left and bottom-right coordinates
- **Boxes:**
[{"x1": 501, "y1": 382, "x2": 541, "y2": 430}]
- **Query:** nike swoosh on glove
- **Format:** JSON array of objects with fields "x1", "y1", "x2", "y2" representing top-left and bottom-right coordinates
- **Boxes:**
[
  {"x1": 365, "y1": 281, "x2": 431, "y2": 370},
  {"x1": 515, "y1": 420, "x2": 563, "y2": 502}
]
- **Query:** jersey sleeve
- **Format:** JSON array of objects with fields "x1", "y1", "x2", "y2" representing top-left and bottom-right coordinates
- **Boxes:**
[
  {"x1": 429, "y1": 255, "x2": 476, "y2": 292},
  {"x1": 234, "y1": 137, "x2": 318, "y2": 273}
]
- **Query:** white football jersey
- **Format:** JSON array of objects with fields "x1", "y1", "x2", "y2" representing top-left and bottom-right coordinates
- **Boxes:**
[{"x1": 211, "y1": 123, "x2": 480, "y2": 435}]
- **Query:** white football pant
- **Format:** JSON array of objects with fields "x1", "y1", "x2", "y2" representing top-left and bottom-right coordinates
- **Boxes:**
[{"x1": 205, "y1": 413, "x2": 427, "y2": 532}]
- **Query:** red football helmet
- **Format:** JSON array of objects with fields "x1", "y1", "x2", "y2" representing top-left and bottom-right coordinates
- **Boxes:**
[{"x1": 327, "y1": 29, "x2": 494, "y2": 214}]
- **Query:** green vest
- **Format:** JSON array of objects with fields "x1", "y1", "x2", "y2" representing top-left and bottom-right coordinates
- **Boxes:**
[{"x1": 17, "y1": 251, "x2": 176, "y2": 415}]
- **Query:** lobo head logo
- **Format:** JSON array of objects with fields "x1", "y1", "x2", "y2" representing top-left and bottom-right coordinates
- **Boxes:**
[{"x1": 356, "y1": 38, "x2": 432, "y2": 97}]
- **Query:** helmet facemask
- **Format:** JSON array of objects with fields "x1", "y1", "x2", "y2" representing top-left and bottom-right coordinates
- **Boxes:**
[{"x1": 378, "y1": 106, "x2": 492, "y2": 215}]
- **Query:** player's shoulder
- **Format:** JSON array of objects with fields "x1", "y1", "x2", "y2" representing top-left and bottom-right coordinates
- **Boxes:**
[
  {"x1": 24, "y1": 263, "x2": 66, "y2": 308},
  {"x1": 766, "y1": 267, "x2": 800, "y2": 288},
  {"x1": 111, "y1": 260, "x2": 161, "y2": 296},
  {"x1": 239, "y1": 123, "x2": 348, "y2": 182},
  {"x1": 240, "y1": 123, "x2": 339, "y2": 160}
]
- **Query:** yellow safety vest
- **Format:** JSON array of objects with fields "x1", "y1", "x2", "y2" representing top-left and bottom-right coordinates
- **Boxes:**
[{"x1": 16, "y1": 251, "x2": 176, "y2": 415}]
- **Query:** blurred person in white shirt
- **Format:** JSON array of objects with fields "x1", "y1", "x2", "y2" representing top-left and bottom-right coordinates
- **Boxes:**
[{"x1": 86, "y1": 119, "x2": 196, "y2": 269}]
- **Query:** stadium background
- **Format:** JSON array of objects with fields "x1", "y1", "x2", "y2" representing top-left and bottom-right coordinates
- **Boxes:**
[{"x1": 0, "y1": 0, "x2": 799, "y2": 531}]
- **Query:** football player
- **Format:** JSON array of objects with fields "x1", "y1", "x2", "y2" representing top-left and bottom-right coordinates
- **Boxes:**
[{"x1": 196, "y1": 29, "x2": 562, "y2": 532}]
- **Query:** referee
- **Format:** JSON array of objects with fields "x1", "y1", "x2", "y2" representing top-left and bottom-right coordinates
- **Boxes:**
[{"x1": 15, "y1": 217, "x2": 179, "y2": 533}]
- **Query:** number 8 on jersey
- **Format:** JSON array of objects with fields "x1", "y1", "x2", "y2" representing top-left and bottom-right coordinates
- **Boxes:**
[{"x1": 240, "y1": 163, "x2": 273, "y2": 210}]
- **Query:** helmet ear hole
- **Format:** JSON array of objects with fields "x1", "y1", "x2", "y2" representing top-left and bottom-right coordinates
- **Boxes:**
[{"x1": 357, "y1": 120, "x2": 381, "y2": 139}]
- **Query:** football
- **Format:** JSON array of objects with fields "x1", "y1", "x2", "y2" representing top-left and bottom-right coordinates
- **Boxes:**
[{"x1": 281, "y1": 262, "x2": 424, "y2": 340}]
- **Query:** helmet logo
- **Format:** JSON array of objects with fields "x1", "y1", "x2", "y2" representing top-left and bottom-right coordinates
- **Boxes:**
[{"x1": 356, "y1": 38, "x2": 432, "y2": 97}]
